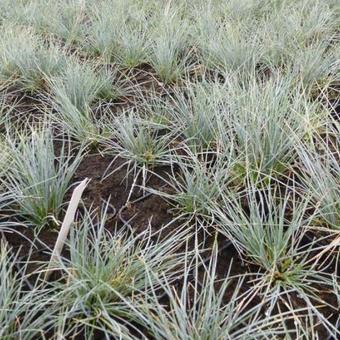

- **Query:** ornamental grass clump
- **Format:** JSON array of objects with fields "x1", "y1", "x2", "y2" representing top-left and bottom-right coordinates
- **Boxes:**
[
  {"x1": 2, "y1": 127, "x2": 82, "y2": 228},
  {"x1": 48, "y1": 207, "x2": 191, "y2": 337}
]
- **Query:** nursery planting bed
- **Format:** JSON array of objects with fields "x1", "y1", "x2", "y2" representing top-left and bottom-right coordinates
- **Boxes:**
[{"x1": 0, "y1": 1, "x2": 339, "y2": 339}]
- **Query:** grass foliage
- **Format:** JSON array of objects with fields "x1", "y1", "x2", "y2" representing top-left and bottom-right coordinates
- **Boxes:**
[
  {"x1": 2, "y1": 127, "x2": 81, "y2": 227},
  {"x1": 0, "y1": 0, "x2": 339, "y2": 338},
  {"x1": 48, "y1": 208, "x2": 191, "y2": 337}
]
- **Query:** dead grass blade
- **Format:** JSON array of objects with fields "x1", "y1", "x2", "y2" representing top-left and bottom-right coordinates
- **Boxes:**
[{"x1": 45, "y1": 178, "x2": 89, "y2": 281}]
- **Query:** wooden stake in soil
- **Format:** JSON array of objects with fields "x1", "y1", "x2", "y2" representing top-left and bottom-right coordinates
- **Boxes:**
[{"x1": 45, "y1": 178, "x2": 89, "y2": 281}]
